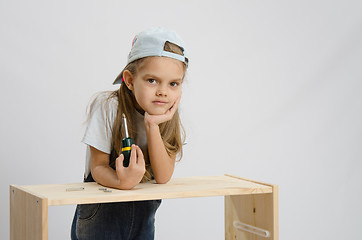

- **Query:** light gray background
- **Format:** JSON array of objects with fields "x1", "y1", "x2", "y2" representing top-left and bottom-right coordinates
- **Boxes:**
[{"x1": 1, "y1": 0, "x2": 361, "y2": 239}]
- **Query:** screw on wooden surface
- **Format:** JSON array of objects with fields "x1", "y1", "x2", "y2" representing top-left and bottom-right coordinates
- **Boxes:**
[
  {"x1": 99, "y1": 188, "x2": 112, "y2": 192},
  {"x1": 253, "y1": 208, "x2": 256, "y2": 213},
  {"x1": 66, "y1": 187, "x2": 85, "y2": 191}
]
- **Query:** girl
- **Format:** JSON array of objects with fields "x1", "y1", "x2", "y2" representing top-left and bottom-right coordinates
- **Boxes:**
[{"x1": 71, "y1": 27, "x2": 188, "y2": 239}]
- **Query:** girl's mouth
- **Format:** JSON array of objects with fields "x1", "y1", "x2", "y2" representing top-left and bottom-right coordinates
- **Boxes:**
[{"x1": 152, "y1": 101, "x2": 167, "y2": 105}]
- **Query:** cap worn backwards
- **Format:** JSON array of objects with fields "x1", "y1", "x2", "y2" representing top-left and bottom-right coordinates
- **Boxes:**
[{"x1": 113, "y1": 27, "x2": 188, "y2": 85}]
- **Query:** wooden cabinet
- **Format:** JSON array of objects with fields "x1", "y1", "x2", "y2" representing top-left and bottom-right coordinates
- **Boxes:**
[{"x1": 10, "y1": 174, "x2": 278, "y2": 239}]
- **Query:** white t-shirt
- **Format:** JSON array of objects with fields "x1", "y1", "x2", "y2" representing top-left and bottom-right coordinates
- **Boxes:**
[{"x1": 82, "y1": 93, "x2": 147, "y2": 178}]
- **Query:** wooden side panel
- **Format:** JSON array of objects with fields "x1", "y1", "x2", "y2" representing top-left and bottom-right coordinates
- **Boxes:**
[
  {"x1": 225, "y1": 185, "x2": 278, "y2": 240},
  {"x1": 10, "y1": 185, "x2": 48, "y2": 240}
]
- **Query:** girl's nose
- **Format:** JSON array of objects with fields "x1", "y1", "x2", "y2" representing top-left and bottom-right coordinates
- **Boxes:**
[{"x1": 156, "y1": 86, "x2": 167, "y2": 96}]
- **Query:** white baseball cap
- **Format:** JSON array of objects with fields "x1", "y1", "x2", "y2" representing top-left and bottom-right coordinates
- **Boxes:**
[{"x1": 113, "y1": 27, "x2": 188, "y2": 85}]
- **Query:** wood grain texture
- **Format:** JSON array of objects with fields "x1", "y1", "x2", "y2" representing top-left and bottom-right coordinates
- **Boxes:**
[
  {"x1": 10, "y1": 185, "x2": 48, "y2": 240},
  {"x1": 10, "y1": 175, "x2": 277, "y2": 240},
  {"x1": 12, "y1": 175, "x2": 272, "y2": 206},
  {"x1": 225, "y1": 185, "x2": 278, "y2": 240}
]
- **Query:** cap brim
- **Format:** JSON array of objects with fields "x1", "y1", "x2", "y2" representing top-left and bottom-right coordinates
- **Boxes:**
[{"x1": 113, "y1": 72, "x2": 123, "y2": 85}]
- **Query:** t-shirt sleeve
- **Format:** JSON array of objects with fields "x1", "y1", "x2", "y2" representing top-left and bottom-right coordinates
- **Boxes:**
[{"x1": 82, "y1": 95, "x2": 117, "y2": 154}]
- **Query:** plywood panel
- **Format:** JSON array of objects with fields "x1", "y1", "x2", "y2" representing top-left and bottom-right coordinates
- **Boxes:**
[
  {"x1": 16, "y1": 175, "x2": 272, "y2": 206},
  {"x1": 225, "y1": 185, "x2": 278, "y2": 240},
  {"x1": 10, "y1": 186, "x2": 48, "y2": 240}
]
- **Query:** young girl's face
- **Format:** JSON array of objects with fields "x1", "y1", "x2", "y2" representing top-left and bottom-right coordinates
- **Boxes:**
[{"x1": 127, "y1": 57, "x2": 185, "y2": 115}]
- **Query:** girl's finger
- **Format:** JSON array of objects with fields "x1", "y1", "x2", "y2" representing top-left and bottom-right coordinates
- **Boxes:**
[
  {"x1": 135, "y1": 145, "x2": 145, "y2": 166},
  {"x1": 130, "y1": 144, "x2": 138, "y2": 165},
  {"x1": 170, "y1": 95, "x2": 181, "y2": 112},
  {"x1": 165, "y1": 97, "x2": 180, "y2": 118},
  {"x1": 116, "y1": 154, "x2": 124, "y2": 170}
]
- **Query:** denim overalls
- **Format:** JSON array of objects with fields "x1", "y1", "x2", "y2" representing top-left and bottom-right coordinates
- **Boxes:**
[{"x1": 71, "y1": 149, "x2": 161, "y2": 240}]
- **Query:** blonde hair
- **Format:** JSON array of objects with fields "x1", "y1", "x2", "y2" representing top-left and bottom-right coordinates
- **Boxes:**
[{"x1": 89, "y1": 41, "x2": 186, "y2": 182}]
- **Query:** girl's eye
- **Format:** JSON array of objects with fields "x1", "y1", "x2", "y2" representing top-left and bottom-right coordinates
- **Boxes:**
[
  {"x1": 147, "y1": 79, "x2": 156, "y2": 84},
  {"x1": 170, "y1": 82, "x2": 179, "y2": 87}
]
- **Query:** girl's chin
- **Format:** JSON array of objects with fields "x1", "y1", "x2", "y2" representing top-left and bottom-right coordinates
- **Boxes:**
[
  {"x1": 144, "y1": 107, "x2": 168, "y2": 115},
  {"x1": 135, "y1": 105, "x2": 167, "y2": 115}
]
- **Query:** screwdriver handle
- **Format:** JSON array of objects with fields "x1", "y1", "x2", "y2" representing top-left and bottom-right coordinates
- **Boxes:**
[{"x1": 121, "y1": 137, "x2": 133, "y2": 167}]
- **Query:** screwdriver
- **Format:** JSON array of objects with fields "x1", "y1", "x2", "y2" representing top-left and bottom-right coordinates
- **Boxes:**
[{"x1": 121, "y1": 113, "x2": 133, "y2": 167}]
